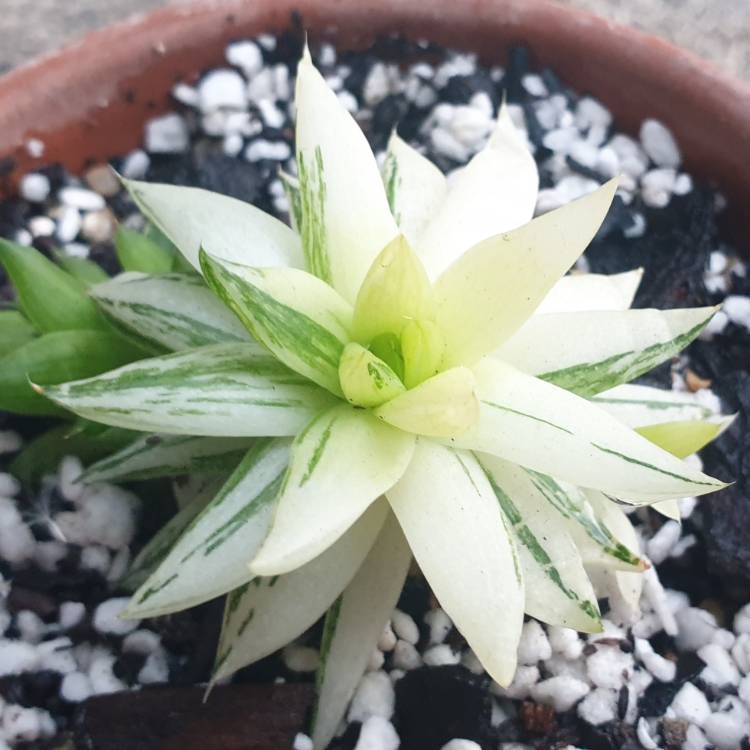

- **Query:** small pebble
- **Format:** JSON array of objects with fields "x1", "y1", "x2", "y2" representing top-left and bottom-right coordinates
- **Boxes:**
[
  {"x1": 423, "y1": 644, "x2": 461, "y2": 667},
  {"x1": 669, "y1": 682, "x2": 711, "y2": 726},
  {"x1": 59, "y1": 186, "x2": 106, "y2": 211},
  {"x1": 424, "y1": 608, "x2": 452, "y2": 645},
  {"x1": 19, "y1": 173, "x2": 50, "y2": 203},
  {"x1": 378, "y1": 622, "x2": 397, "y2": 652},
  {"x1": 60, "y1": 671, "x2": 94, "y2": 703},
  {"x1": 703, "y1": 712, "x2": 747, "y2": 750},
  {"x1": 93, "y1": 598, "x2": 139, "y2": 636},
  {"x1": 145, "y1": 113, "x2": 190, "y2": 153},
  {"x1": 440, "y1": 741, "x2": 482, "y2": 750},
  {"x1": 392, "y1": 640, "x2": 422, "y2": 671},
  {"x1": 391, "y1": 610, "x2": 419, "y2": 645},
  {"x1": 348, "y1": 671, "x2": 395, "y2": 723},
  {"x1": 282, "y1": 645, "x2": 320, "y2": 673},
  {"x1": 84, "y1": 164, "x2": 120, "y2": 197},
  {"x1": 198, "y1": 69, "x2": 247, "y2": 112},
  {"x1": 640, "y1": 118, "x2": 681, "y2": 168},
  {"x1": 698, "y1": 643, "x2": 741, "y2": 687},
  {"x1": 120, "y1": 149, "x2": 150, "y2": 179},
  {"x1": 226, "y1": 41, "x2": 263, "y2": 77}
]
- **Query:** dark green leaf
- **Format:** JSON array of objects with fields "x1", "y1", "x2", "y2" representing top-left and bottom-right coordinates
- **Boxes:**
[{"x1": 0, "y1": 310, "x2": 36, "y2": 358}]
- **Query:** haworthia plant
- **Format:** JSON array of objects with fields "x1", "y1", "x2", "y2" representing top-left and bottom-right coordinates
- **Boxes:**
[{"x1": 31, "y1": 45, "x2": 731, "y2": 750}]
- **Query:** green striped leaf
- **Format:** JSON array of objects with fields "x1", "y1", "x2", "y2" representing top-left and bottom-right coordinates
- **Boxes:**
[
  {"x1": 81, "y1": 433, "x2": 252, "y2": 484},
  {"x1": 250, "y1": 404, "x2": 414, "y2": 576},
  {"x1": 524, "y1": 470, "x2": 643, "y2": 571},
  {"x1": 115, "y1": 226, "x2": 176, "y2": 274},
  {"x1": 123, "y1": 178, "x2": 303, "y2": 273},
  {"x1": 591, "y1": 383, "x2": 720, "y2": 427},
  {"x1": 0, "y1": 239, "x2": 109, "y2": 333},
  {"x1": 0, "y1": 310, "x2": 35, "y2": 358},
  {"x1": 435, "y1": 180, "x2": 618, "y2": 368},
  {"x1": 383, "y1": 132, "x2": 447, "y2": 249},
  {"x1": 39, "y1": 343, "x2": 337, "y2": 436},
  {"x1": 417, "y1": 104, "x2": 539, "y2": 279},
  {"x1": 583, "y1": 491, "x2": 644, "y2": 623},
  {"x1": 450, "y1": 357, "x2": 726, "y2": 502},
  {"x1": 477, "y1": 453, "x2": 601, "y2": 632},
  {"x1": 91, "y1": 272, "x2": 252, "y2": 351},
  {"x1": 311, "y1": 511, "x2": 411, "y2": 750},
  {"x1": 295, "y1": 48, "x2": 398, "y2": 302},
  {"x1": 120, "y1": 475, "x2": 226, "y2": 592},
  {"x1": 535, "y1": 269, "x2": 643, "y2": 314},
  {"x1": 497, "y1": 307, "x2": 716, "y2": 397},
  {"x1": 387, "y1": 442, "x2": 524, "y2": 687},
  {"x1": 200, "y1": 251, "x2": 353, "y2": 396},
  {"x1": 212, "y1": 500, "x2": 388, "y2": 683},
  {"x1": 1, "y1": 329, "x2": 146, "y2": 417},
  {"x1": 126, "y1": 439, "x2": 290, "y2": 618}
]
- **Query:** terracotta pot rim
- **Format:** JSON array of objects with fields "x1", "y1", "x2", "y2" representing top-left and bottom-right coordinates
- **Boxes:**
[{"x1": 0, "y1": 0, "x2": 748, "y2": 247}]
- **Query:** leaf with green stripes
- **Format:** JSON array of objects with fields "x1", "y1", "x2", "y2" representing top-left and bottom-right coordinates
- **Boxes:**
[
  {"x1": 497, "y1": 307, "x2": 716, "y2": 397},
  {"x1": 81, "y1": 433, "x2": 252, "y2": 484},
  {"x1": 311, "y1": 511, "x2": 411, "y2": 750},
  {"x1": 122, "y1": 178, "x2": 303, "y2": 273},
  {"x1": 523, "y1": 469, "x2": 644, "y2": 571},
  {"x1": 295, "y1": 46, "x2": 398, "y2": 303},
  {"x1": 200, "y1": 251, "x2": 353, "y2": 396},
  {"x1": 250, "y1": 404, "x2": 414, "y2": 577},
  {"x1": 592, "y1": 383, "x2": 721, "y2": 428},
  {"x1": 91, "y1": 272, "x2": 252, "y2": 351},
  {"x1": 212, "y1": 500, "x2": 388, "y2": 683},
  {"x1": 125, "y1": 438, "x2": 290, "y2": 618},
  {"x1": 0, "y1": 239, "x2": 109, "y2": 333},
  {"x1": 39, "y1": 343, "x2": 337, "y2": 436},
  {"x1": 120, "y1": 475, "x2": 226, "y2": 592},
  {"x1": 0, "y1": 310, "x2": 35, "y2": 358},
  {"x1": 386, "y1": 442, "x2": 523, "y2": 687},
  {"x1": 535, "y1": 269, "x2": 643, "y2": 314},
  {"x1": 0, "y1": 329, "x2": 148, "y2": 417},
  {"x1": 450, "y1": 357, "x2": 726, "y2": 502},
  {"x1": 477, "y1": 453, "x2": 601, "y2": 632}
]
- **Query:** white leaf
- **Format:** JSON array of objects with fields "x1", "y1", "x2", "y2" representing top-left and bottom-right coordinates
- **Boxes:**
[
  {"x1": 450, "y1": 357, "x2": 726, "y2": 502},
  {"x1": 249, "y1": 405, "x2": 414, "y2": 576},
  {"x1": 311, "y1": 512, "x2": 411, "y2": 750},
  {"x1": 417, "y1": 105, "x2": 539, "y2": 278},
  {"x1": 387, "y1": 441, "x2": 523, "y2": 686},
  {"x1": 213, "y1": 500, "x2": 388, "y2": 681},
  {"x1": 535, "y1": 269, "x2": 643, "y2": 314},
  {"x1": 435, "y1": 179, "x2": 618, "y2": 368},
  {"x1": 295, "y1": 49, "x2": 398, "y2": 302},
  {"x1": 123, "y1": 179, "x2": 302, "y2": 272}
]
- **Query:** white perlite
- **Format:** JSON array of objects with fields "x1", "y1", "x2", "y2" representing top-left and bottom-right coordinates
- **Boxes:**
[
  {"x1": 530, "y1": 675, "x2": 590, "y2": 712},
  {"x1": 353, "y1": 716, "x2": 400, "y2": 750},
  {"x1": 669, "y1": 682, "x2": 711, "y2": 727},
  {"x1": 585, "y1": 645, "x2": 634, "y2": 689},
  {"x1": 198, "y1": 69, "x2": 247, "y2": 112},
  {"x1": 226, "y1": 41, "x2": 264, "y2": 78},
  {"x1": 639, "y1": 119, "x2": 681, "y2": 168},
  {"x1": 92, "y1": 598, "x2": 139, "y2": 636},
  {"x1": 517, "y1": 620, "x2": 552, "y2": 664},
  {"x1": 348, "y1": 671, "x2": 395, "y2": 723},
  {"x1": 440, "y1": 741, "x2": 482, "y2": 750},
  {"x1": 577, "y1": 688, "x2": 617, "y2": 726},
  {"x1": 19, "y1": 173, "x2": 50, "y2": 203},
  {"x1": 391, "y1": 609, "x2": 420, "y2": 645},
  {"x1": 144, "y1": 114, "x2": 190, "y2": 153}
]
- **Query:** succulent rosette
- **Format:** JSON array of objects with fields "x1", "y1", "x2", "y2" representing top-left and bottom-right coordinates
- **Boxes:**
[{"x1": 37, "y1": 48, "x2": 730, "y2": 748}]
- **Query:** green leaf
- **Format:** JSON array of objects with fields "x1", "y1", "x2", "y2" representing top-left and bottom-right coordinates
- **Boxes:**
[
  {"x1": 126, "y1": 439, "x2": 290, "y2": 618},
  {"x1": 400, "y1": 320, "x2": 445, "y2": 390},
  {"x1": 91, "y1": 272, "x2": 252, "y2": 351},
  {"x1": 123, "y1": 178, "x2": 303, "y2": 273},
  {"x1": 352, "y1": 235, "x2": 435, "y2": 345},
  {"x1": 497, "y1": 306, "x2": 716, "y2": 396},
  {"x1": 311, "y1": 512, "x2": 411, "y2": 750},
  {"x1": 295, "y1": 47, "x2": 398, "y2": 302},
  {"x1": 383, "y1": 132, "x2": 447, "y2": 249},
  {"x1": 212, "y1": 500, "x2": 388, "y2": 683},
  {"x1": 200, "y1": 251, "x2": 353, "y2": 396},
  {"x1": 115, "y1": 226, "x2": 175, "y2": 274},
  {"x1": 81, "y1": 433, "x2": 252, "y2": 484},
  {"x1": 9, "y1": 423, "x2": 137, "y2": 487},
  {"x1": 636, "y1": 419, "x2": 731, "y2": 461},
  {"x1": 338, "y1": 342, "x2": 405, "y2": 408},
  {"x1": 0, "y1": 310, "x2": 35, "y2": 358},
  {"x1": 121, "y1": 475, "x2": 226, "y2": 592},
  {"x1": 53, "y1": 253, "x2": 110, "y2": 287},
  {"x1": 434, "y1": 179, "x2": 618, "y2": 368},
  {"x1": 451, "y1": 357, "x2": 727, "y2": 502},
  {"x1": 40, "y1": 343, "x2": 337, "y2": 436},
  {"x1": 250, "y1": 405, "x2": 414, "y2": 576},
  {"x1": 375, "y1": 366, "x2": 479, "y2": 438},
  {"x1": 386, "y1": 442, "x2": 524, "y2": 686},
  {"x1": 536, "y1": 269, "x2": 643, "y2": 314},
  {"x1": 417, "y1": 104, "x2": 539, "y2": 279},
  {"x1": 0, "y1": 329, "x2": 147, "y2": 416},
  {"x1": 477, "y1": 453, "x2": 601, "y2": 631},
  {"x1": 0, "y1": 239, "x2": 108, "y2": 333}
]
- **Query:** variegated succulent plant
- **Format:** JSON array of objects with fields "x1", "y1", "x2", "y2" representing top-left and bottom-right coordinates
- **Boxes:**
[{"x1": 35, "y1": 48, "x2": 730, "y2": 748}]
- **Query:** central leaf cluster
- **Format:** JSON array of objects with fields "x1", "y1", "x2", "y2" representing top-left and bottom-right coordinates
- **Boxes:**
[{"x1": 338, "y1": 235, "x2": 445, "y2": 408}]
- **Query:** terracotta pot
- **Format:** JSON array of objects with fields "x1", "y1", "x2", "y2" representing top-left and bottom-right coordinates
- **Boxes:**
[{"x1": 0, "y1": 0, "x2": 749, "y2": 250}]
